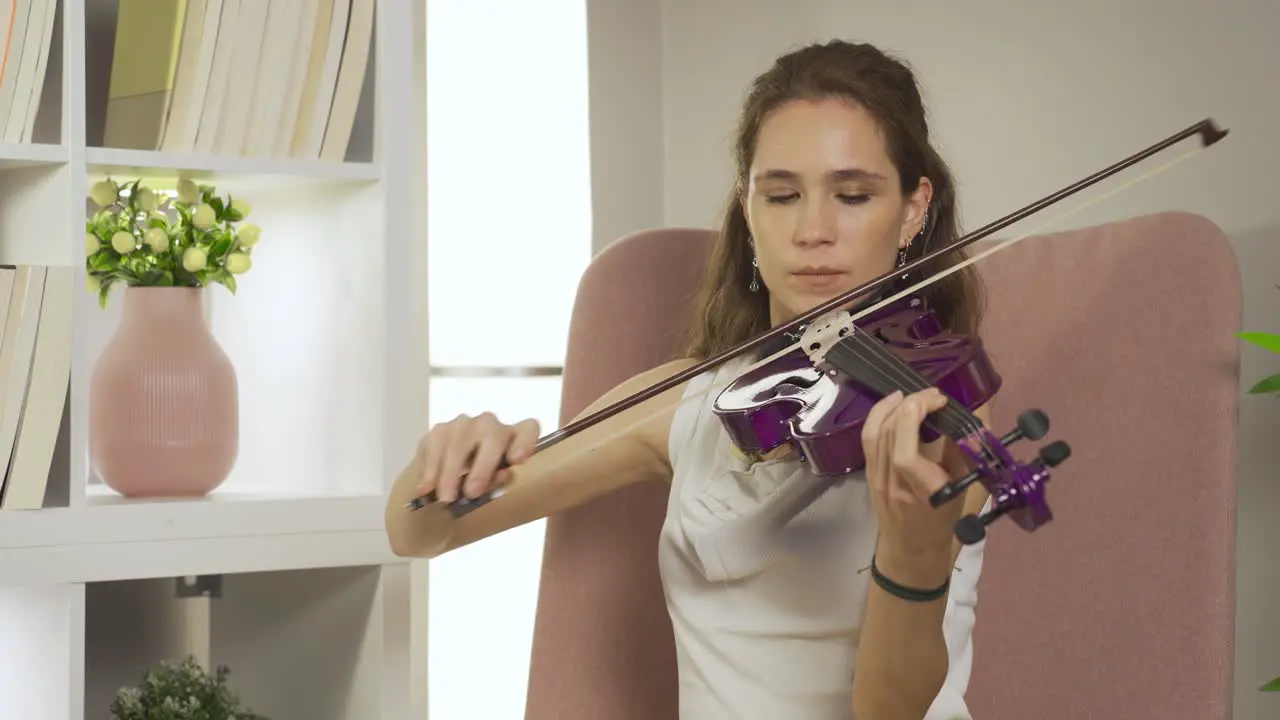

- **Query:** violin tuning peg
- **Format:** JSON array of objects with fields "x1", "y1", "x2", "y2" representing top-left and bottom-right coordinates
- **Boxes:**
[
  {"x1": 955, "y1": 511, "x2": 995, "y2": 545},
  {"x1": 928, "y1": 469, "x2": 980, "y2": 508},
  {"x1": 998, "y1": 408, "x2": 1050, "y2": 447},
  {"x1": 1038, "y1": 440, "x2": 1071, "y2": 467},
  {"x1": 955, "y1": 496, "x2": 1022, "y2": 544}
]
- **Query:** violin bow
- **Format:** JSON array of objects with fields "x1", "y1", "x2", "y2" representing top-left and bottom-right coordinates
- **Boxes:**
[{"x1": 408, "y1": 117, "x2": 1228, "y2": 512}]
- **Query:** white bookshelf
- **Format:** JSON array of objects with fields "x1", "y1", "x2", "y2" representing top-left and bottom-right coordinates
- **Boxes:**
[{"x1": 0, "y1": 1, "x2": 425, "y2": 718}]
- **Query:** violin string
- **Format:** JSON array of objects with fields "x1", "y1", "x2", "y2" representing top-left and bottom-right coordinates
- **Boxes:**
[
  {"x1": 762, "y1": 305, "x2": 984, "y2": 444},
  {"x1": 825, "y1": 340, "x2": 994, "y2": 467},
  {"x1": 428, "y1": 142, "x2": 1211, "y2": 507},
  {"x1": 824, "y1": 332, "x2": 993, "y2": 459},
  {"x1": 837, "y1": 327, "x2": 976, "y2": 435},
  {"x1": 833, "y1": 330, "x2": 986, "y2": 442},
  {"x1": 841, "y1": 327, "x2": 991, "y2": 448}
]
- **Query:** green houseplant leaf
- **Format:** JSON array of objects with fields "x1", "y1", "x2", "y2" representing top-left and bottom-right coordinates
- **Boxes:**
[
  {"x1": 1237, "y1": 331, "x2": 1280, "y2": 355},
  {"x1": 1238, "y1": 330, "x2": 1280, "y2": 395},
  {"x1": 1246, "y1": 373, "x2": 1280, "y2": 395},
  {"x1": 1240, "y1": 289, "x2": 1280, "y2": 692}
]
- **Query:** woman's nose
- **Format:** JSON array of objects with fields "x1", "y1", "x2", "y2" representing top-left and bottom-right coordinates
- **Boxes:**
[{"x1": 793, "y1": 199, "x2": 835, "y2": 247}]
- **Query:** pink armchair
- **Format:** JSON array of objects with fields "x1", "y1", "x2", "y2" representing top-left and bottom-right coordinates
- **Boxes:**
[{"x1": 523, "y1": 212, "x2": 1240, "y2": 720}]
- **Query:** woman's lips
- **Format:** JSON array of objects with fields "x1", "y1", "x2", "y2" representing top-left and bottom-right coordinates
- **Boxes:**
[{"x1": 790, "y1": 269, "x2": 847, "y2": 289}]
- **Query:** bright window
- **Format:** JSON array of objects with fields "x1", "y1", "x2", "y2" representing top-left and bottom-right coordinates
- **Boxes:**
[
  {"x1": 426, "y1": 1, "x2": 592, "y2": 369},
  {"x1": 424, "y1": 376, "x2": 564, "y2": 719},
  {"x1": 425, "y1": 1, "x2": 591, "y2": 718}
]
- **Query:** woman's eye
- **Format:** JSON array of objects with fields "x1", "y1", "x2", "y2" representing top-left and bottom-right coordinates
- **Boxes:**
[
  {"x1": 764, "y1": 193, "x2": 798, "y2": 204},
  {"x1": 837, "y1": 194, "x2": 870, "y2": 204}
]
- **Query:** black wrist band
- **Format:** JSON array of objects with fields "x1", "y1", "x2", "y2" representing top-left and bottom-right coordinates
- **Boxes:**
[{"x1": 869, "y1": 554, "x2": 950, "y2": 602}]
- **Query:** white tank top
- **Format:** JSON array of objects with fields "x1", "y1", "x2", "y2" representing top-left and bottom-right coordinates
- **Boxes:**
[{"x1": 658, "y1": 356, "x2": 987, "y2": 719}]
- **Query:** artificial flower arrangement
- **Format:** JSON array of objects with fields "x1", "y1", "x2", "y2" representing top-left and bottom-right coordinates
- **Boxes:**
[{"x1": 85, "y1": 176, "x2": 260, "y2": 308}]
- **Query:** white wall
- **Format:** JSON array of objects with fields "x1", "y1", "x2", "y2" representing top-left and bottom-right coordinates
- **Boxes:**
[
  {"x1": 587, "y1": 0, "x2": 1280, "y2": 717},
  {"x1": 585, "y1": 0, "x2": 665, "y2": 251}
]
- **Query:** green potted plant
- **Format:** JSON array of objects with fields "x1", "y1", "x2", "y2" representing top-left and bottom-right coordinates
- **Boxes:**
[
  {"x1": 109, "y1": 655, "x2": 269, "y2": 720},
  {"x1": 1237, "y1": 317, "x2": 1280, "y2": 693}
]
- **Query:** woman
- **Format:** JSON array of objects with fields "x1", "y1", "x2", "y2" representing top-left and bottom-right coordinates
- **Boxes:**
[{"x1": 386, "y1": 39, "x2": 992, "y2": 720}]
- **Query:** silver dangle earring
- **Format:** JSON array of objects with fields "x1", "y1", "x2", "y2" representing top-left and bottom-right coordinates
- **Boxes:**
[
  {"x1": 749, "y1": 255, "x2": 760, "y2": 292},
  {"x1": 896, "y1": 243, "x2": 911, "y2": 280},
  {"x1": 898, "y1": 207, "x2": 929, "y2": 275}
]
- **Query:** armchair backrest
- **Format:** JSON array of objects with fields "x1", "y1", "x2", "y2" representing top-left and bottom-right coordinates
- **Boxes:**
[
  {"x1": 525, "y1": 228, "x2": 712, "y2": 720},
  {"x1": 966, "y1": 211, "x2": 1240, "y2": 720}
]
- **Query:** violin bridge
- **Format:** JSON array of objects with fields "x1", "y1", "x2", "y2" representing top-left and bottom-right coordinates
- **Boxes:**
[{"x1": 797, "y1": 308, "x2": 856, "y2": 367}]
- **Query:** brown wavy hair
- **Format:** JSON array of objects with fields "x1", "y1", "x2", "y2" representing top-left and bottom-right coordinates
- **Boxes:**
[{"x1": 686, "y1": 40, "x2": 985, "y2": 360}]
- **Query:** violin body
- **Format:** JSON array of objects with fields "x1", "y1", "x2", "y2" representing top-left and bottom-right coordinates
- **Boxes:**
[
  {"x1": 713, "y1": 293, "x2": 1003, "y2": 476},
  {"x1": 714, "y1": 292, "x2": 1066, "y2": 543}
]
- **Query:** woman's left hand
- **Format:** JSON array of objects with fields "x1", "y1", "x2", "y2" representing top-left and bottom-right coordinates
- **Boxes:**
[{"x1": 861, "y1": 388, "x2": 964, "y2": 569}]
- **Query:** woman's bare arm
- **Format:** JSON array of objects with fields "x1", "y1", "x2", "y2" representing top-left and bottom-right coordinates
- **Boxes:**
[
  {"x1": 384, "y1": 358, "x2": 697, "y2": 558},
  {"x1": 851, "y1": 402, "x2": 993, "y2": 720}
]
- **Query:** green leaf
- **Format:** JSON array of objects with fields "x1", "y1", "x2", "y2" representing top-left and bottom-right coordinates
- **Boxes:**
[
  {"x1": 209, "y1": 195, "x2": 225, "y2": 216},
  {"x1": 212, "y1": 267, "x2": 237, "y2": 294},
  {"x1": 139, "y1": 269, "x2": 175, "y2": 286},
  {"x1": 88, "y1": 252, "x2": 115, "y2": 272},
  {"x1": 1247, "y1": 373, "x2": 1280, "y2": 395},
  {"x1": 110, "y1": 267, "x2": 141, "y2": 285},
  {"x1": 97, "y1": 277, "x2": 115, "y2": 309},
  {"x1": 1262, "y1": 675, "x2": 1280, "y2": 692},
  {"x1": 1238, "y1": 332, "x2": 1280, "y2": 355},
  {"x1": 208, "y1": 232, "x2": 233, "y2": 259}
]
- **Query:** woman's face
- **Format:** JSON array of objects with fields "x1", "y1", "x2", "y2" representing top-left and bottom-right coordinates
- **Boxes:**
[{"x1": 742, "y1": 97, "x2": 931, "y2": 325}]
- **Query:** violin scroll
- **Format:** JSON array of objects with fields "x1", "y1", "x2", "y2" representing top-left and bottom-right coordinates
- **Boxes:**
[
  {"x1": 928, "y1": 408, "x2": 1073, "y2": 546},
  {"x1": 949, "y1": 439, "x2": 1072, "y2": 546}
]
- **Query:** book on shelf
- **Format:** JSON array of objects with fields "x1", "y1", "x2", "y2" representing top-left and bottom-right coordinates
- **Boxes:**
[
  {"x1": 102, "y1": 0, "x2": 375, "y2": 160},
  {"x1": 0, "y1": 264, "x2": 71, "y2": 511},
  {"x1": 0, "y1": 0, "x2": 59, "y2": 144}
]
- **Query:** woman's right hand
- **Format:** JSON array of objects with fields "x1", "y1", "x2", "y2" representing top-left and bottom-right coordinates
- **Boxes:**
[{"x1": 417, "y1": 412, "x2": 541, "y2": 503}]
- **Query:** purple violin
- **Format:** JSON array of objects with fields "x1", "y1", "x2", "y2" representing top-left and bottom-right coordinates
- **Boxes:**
[
  {"x1": 406, "y1": 118, "x2": 1227, "y2": 545},
  {"x1": 712, "y1": 290, "x2": 1067, "y2": 544}
]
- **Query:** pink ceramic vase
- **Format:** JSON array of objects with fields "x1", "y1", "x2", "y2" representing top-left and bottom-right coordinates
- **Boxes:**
[{"x1": 90, "y1": 287, "x2": 238, "y2": 497}]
